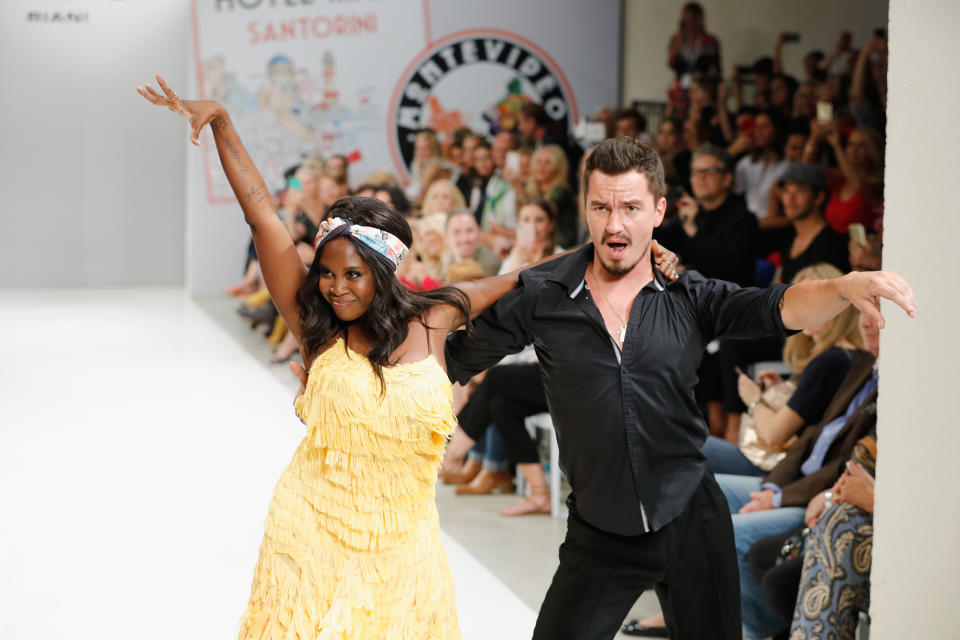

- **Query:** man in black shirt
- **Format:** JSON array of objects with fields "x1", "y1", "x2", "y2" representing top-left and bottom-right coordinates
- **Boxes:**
[
  {"x1": 654, "y1": 144, "x2": 758, "y2": 287},
  {"x1": 776, "y1": 162, "x2": 850, "y2": 284},
  {"x1": 444, "y1": 138, "x2": 915, "y2": 640}
]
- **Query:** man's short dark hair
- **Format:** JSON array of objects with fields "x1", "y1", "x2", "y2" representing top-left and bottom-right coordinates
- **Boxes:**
[
  {"x1": 692, "y1": 144, "x2": 734, "y2": 173},
  {"x1": 753, "y1": 57, "x2": 774, "y2": 76},
  {"x1": 582, "y1": 137, "x2": 666, "y2": 202},
  {"x1": 521, "y1": 103, "x2": 551, "y2": 127},
  {"x1": 614, "y1": 108, "x2": 648, "y2": 133}
]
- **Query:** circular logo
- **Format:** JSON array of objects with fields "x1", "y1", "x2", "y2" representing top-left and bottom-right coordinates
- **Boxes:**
[{"x1": 389, "y1": 29, "x2": 578, "y2": 180}]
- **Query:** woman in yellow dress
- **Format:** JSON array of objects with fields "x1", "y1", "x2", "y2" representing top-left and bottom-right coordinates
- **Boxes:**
[
  {"x1": 135, "y1": 74, "x2": 524, "y2": 640},
  {"x1": 137, "y1": 74, "x2": 678, "y2": 639}
]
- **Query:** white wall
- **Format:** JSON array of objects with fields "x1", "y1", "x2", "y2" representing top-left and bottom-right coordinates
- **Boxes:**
[
  {"x1": 871, "y1": 0, "x2": 960, "y2": 637},
  {"x1": 622, "y1": 0, "x2": 889, "y2": 104},
  {"x1": 0, "y1": 0, "x2": 190, "y2": 288}
]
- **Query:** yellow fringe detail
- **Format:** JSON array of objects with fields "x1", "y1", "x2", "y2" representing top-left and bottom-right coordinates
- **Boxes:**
[{"x1": 238, "y1": 339, "x2": 460, "y2": 640}]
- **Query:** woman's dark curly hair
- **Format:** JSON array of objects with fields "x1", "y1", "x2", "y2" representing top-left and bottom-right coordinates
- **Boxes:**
[{"x1": 296, "y1": 196, "x2": 471, "y2": 390}]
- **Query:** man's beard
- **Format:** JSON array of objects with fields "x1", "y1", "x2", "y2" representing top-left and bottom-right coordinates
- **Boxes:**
[
  {"x1": 597, "y1": 237, "x2": 651, "y2": 276},
  {"x1": 788, "y1": 205, "x2": 816, "y2": 222}
]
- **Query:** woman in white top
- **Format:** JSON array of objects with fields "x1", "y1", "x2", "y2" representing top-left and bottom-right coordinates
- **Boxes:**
[{"x1": 734, "y1": 109, "x2": 790, "y2": 220}]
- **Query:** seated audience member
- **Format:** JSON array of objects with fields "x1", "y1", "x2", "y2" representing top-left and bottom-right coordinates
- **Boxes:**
[
  {"x1": 775, "y1": 163, "x2": 850, "y2": 284},
  {"x1": 499, "y1": 199, "x2": 563, "y2": 273},
  {"x1": 613, "y1": 107, "x2": 648, "y2": 141},
  {"x1": 326, "y1": 153, "x2": 349, "y2": 182},
  {"x1": 655, "y1": 117, "x2": 691, "y2": 192},
  {"x1": 481, "y1": 140, "x2": 519, "y2": 238},
  {"x1": 746, "y1": 434, "x2": 876, "y2": 640},
  {"x1": 763, "y1": 124, "x2": 810, "y2": 228},
  {"x1": 447, "y1": 360, "x2": 551, "y2": 514},
  {"x1": 412, "y1": 212, "x2": 449, "y2": 283},
  {"x1": 792, "y1": 82, "x2": 819, "y2": 124},
  {"x1": 373, "y1": 185, "x2": 412, "y2": 219},
  {"x1": 490, "y1": 131, "x2": 516, "y2": 172},
  {"x1": 804, "y1": 125, "x2": 884, "y2": 233},
  {"x1": 517, "y1": 102, "x2": 550, "y2": 148},
  {"x1": 716, "y1": 312, "x2": 881, "y2": 640},
  {"x1": 703, "y1": 264, "x2": 864, "y2": 477},
  {"x1": 421, "y1": 178, "x2": 466, "y2": 218},
  {"x1": 769, "y1": 74, "x2": 798, "y2": 121},
  {"x1": 318, "y1": 171, "x2": 349, "y2": 211},
  {"x1": 790, "y1": 446, "x2": 875, "y2": 638},
  {"x1": 688, "y1": 77, "x2": 735, "y2": 147},
  {"x1": 526, "y1": 145, "x2": 577, "y2": 249},
  {"x1": 502, "y1": 145, "x2": 534, "y2": 199},
  {"x1": 456, "y1": 139, "x2": 494, "y2": 221},
  {"x1": 654, "y1": 144, "x2": 758, "y2": 436},
  {"x1": 443, "y1": 209, "x2": 502, "y2": 277},
  {"x1": 734, "y1": 109, "x2": 790, "y2": 221},
  {"x1": 518, "y1": 102, "x2": 584, "y2": 190},
  {"x1": 655, "y1": 144, "x2": 758, "y2": 287},
  {"x1": 406, "y1": 128, "x2": 445, "y2": 201}
]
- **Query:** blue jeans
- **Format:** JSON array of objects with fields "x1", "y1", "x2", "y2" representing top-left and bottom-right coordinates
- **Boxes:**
[
  {"x1": 466, "y1": 425, "x2": 509, "y2": 472},
  {"x1": 716, "y1": 474, "x2": 806, "y2": 640},
  {"x1": 702, "y1": 436, "x2": 766, "y2": 477}
]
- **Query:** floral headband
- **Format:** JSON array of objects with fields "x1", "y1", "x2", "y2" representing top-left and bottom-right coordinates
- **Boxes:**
[{"x1": 313, "y1": 217, "x2": 409, "y2": 271}]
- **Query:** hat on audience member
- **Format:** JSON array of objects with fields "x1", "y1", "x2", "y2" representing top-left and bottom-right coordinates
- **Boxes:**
[{"x1": 777, "y1": 163, "x2": 827, "y2": 191}]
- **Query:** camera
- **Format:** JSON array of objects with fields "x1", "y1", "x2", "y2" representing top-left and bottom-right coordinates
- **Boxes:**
[{"x1": 783, "y1": 32, "x2": 801, "y2": 43}]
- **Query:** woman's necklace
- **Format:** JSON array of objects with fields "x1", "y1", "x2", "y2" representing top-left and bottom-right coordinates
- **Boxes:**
[{"x1": 590, "y1": 262, "x2": 630, "y2": 344}]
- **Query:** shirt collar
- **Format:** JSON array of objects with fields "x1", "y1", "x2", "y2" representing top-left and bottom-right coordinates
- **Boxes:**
[{"x1": 546, "y1": 242, "x2": 669, "y2": 297}]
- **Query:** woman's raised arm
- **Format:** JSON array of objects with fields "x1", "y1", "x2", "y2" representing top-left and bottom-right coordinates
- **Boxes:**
[{"x1": 137, "y1": 74, "x2": 307, "y2": 338}]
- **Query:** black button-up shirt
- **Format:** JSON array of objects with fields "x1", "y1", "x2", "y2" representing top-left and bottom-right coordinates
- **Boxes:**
[{"x1": 445, "y1": 243, "x2": 793, "y2": 535}]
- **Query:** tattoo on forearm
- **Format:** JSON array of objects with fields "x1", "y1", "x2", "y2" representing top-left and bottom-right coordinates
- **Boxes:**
[{"x1": 245, "y1": 185, "x2": 268, "y2": 204}]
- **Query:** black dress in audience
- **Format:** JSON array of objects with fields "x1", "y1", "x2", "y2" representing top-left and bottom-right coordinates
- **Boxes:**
[
  {"x1": 654, "y1": 193, "x2": 758, "y2": 287},
  {"x1": 786, "y1": 347, "x2": 860, "y2": 424},
  {"x1": 748, "y1": 525, "x2": 806, "y2": 628},
  {"x1": 780, "y1": 226, "x2": 850, "y2": 284}
]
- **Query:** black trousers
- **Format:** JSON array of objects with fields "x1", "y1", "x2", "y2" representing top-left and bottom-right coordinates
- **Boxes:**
[
  {"x1": 533, "y1": 471, "x2": 742, "y2": 640},
  {"x1": 457, "y1": 364, "x2": 547, "y2": 464},
  {"x1": 747, "y1": 525, "x2": 804, "y2": 626}
]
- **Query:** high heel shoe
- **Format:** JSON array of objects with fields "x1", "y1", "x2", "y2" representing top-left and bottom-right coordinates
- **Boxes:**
[
  {"x1": 441, "y1": 459, "x2": 482, "y2": 485},
  {"x1": 454, "y1": 470, "x2": 514, "y2": 495}
]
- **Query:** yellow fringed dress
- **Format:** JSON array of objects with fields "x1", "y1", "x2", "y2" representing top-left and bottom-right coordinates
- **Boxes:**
[{"x1": 238, "y1": 338, "x2": 460, "y2": 640}]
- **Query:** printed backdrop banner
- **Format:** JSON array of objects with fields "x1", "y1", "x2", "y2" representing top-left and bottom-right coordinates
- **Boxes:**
[{"x1": 190, "y1": 0, "x2": 620, "y2": 203}]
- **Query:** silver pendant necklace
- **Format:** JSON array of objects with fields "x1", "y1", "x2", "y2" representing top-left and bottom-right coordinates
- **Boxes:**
[{"x1": 590, "y1": 262, "x2": 629, "y2": 344}]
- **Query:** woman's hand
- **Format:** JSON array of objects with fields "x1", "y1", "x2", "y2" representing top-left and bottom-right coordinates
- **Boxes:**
[
  {"x1": 738, "y1": 373, "x2": 762, "y2": 407},
  {"x1": 137, "y1": 73, "x2": 225, "y2": 146},
  {"x1": 834, "y1": 461, "x2": 876, "y2": 513},
  {"x1": 805, "y1": 489, "x2": 830, "y2": 528},
  {"x1": 652, "y1": 240, "x2": 679, "y2": 281},
  {"x1": 755, "y1": 369, "x2": 784, "y2": 389}
]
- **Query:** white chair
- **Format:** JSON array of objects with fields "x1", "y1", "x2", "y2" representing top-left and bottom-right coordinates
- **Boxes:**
[{"x1": 518, "y1": 412, "x2": 565, "y2": 519}]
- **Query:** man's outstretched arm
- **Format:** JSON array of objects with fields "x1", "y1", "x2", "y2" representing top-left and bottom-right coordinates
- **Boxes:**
[{"x1": 780, "y1": 270, "x2": 916, "y2": 331}]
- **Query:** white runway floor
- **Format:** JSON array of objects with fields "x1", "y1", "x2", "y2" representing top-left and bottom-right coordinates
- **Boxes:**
[{"x1": 0, "y1": 288, "x2": 536, "y2": 640}]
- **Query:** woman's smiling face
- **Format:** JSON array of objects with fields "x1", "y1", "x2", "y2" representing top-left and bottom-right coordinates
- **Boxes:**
[{"x1": 317, "y1": 237, "x2": 377, "y2": 322}]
